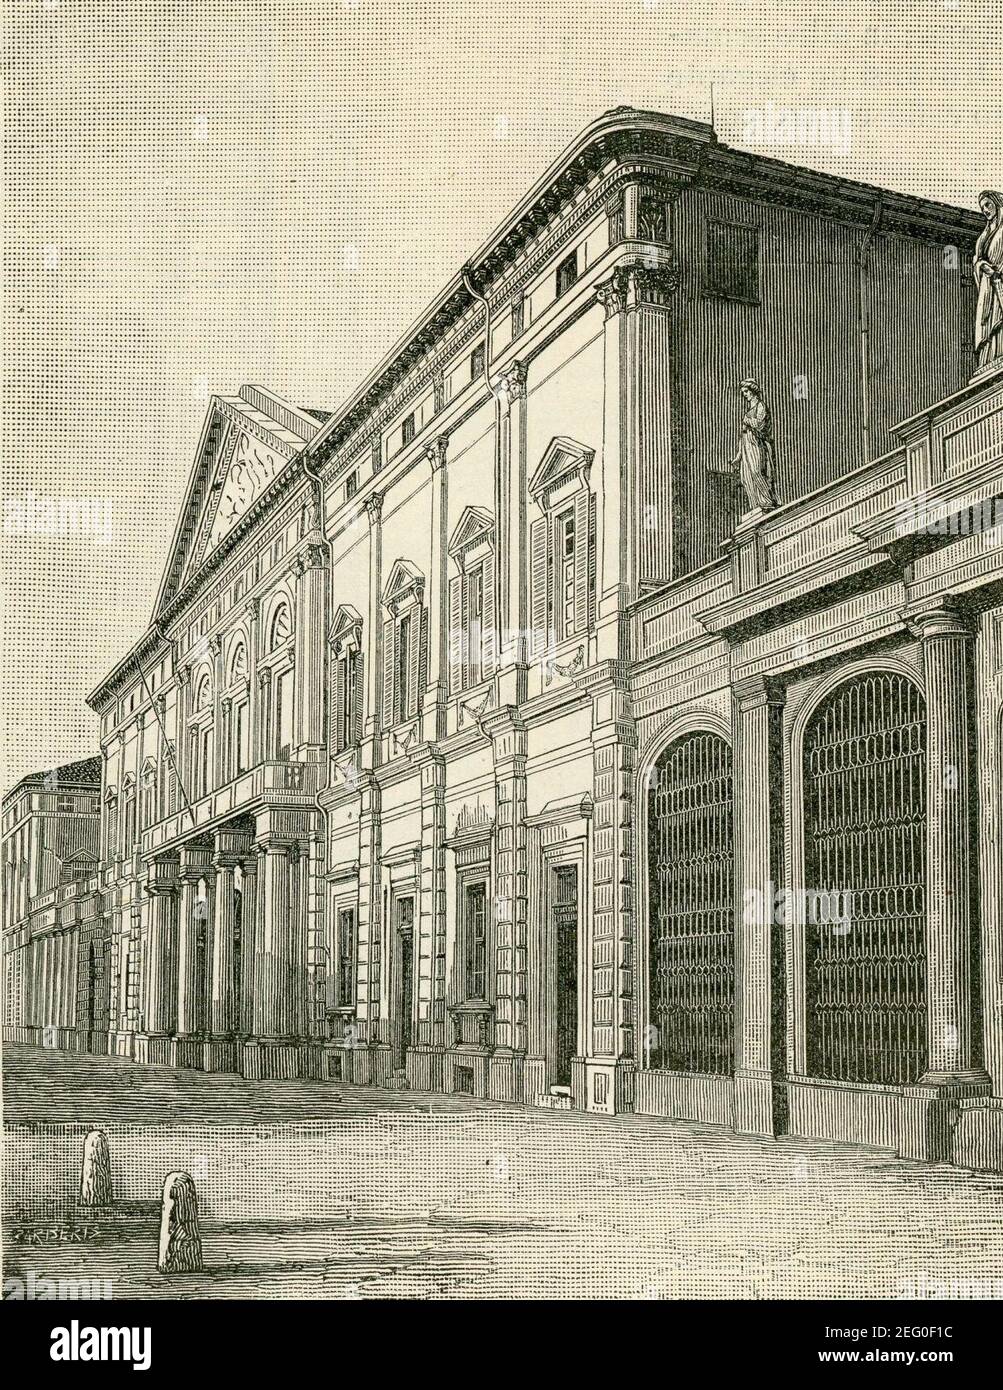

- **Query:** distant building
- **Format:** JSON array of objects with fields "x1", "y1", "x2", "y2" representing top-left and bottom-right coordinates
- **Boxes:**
[
  {"x1": 2, "y1": 757, "x2": 108, "y2": 1050},
  {"x1": 6, "y1": 108, "x2": 1003, "y2": 1173}
]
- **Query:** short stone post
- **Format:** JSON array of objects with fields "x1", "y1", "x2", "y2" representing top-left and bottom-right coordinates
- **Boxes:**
[
  {"x1": 158, "y1": 1171, "x2": 203, "y2": 1274},
  {"x1": 79, "y1": 1130, "x2": 113, "y2": 1206}
]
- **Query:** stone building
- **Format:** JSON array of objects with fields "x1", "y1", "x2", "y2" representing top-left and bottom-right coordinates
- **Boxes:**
[
  {"x1": 8, "y1": 108, "x2": 1003, "y2": 1171},
  {"x1": 1, "y1": 757, "x2": 107, "y2": 1050}
]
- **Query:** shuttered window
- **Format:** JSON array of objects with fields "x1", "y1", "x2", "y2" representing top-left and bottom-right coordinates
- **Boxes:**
[
  {"x1": 530, "y1": 487, "x2": 594, "y2": 657},
  {"x1": 448, "y1": 559, "x2": 496, "y2": 693},
  {"x1": 332, "y1": 649, "x2": 363, "y2": 753},
  {"x1": 381, "y1": 606, "x2": 426, "y2": 730}
]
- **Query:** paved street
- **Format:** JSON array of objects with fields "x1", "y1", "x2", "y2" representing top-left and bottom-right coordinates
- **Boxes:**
[{"x1": 4, "y1": 1045, "x2": 1003, "y2": 1300}]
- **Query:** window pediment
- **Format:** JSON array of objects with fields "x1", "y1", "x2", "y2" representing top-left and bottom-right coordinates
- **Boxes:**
[
  {"x1": 447, "y1": 506, "x2": 494, "y2": 568},
  {"x1": 529, "y1": 436, "x2": 594, "y2": 507},
  {"x1": 329, "y1": 603, "x2": 364, "y2": 654},
  {"x1": 382, "y1": 558, "x2": 424, "y2": 616}
]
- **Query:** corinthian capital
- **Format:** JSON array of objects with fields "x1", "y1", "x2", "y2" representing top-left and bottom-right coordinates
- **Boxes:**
[
  {"x1": 364, "y1": 491, "x2": 384, "y2": 528},
  {"x1": 426, "y1": 435, "x2": 449, "y2": 472}
]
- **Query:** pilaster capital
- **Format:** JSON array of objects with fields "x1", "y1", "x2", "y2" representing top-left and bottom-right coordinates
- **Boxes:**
[
  {"x1": 596, "y1": 259, "x2": 679, "y2": 317},
  {"x1": 426, "y1": 434, "x2": 450, "y2": 472},
  {"x1": 257, "y1": 668, "x2": 272, "y2": 690},
  {"x1": 732, "y1": 672, "x2": 786, "y2": 712},
  {"x1": 497, "y1": 360, "x2": 527, "y2": 404},
  {"x1": 208, "y1": 635, "x2": 222, "y2": 659},
  {"x1": 213, "y1": 852, "x2": 243, "y2": 873},
  {"x1": 364, "y1": 492, "x2": 384, "y2": 528},
  {"x1": 245, "y1": 597, "x2": 260, "y2": 623},
  {"x1": 901, "y1": 595, "x2": 974, "y2": 641}
]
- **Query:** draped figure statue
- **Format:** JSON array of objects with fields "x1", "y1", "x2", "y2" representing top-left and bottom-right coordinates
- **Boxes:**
[
  {"x1": 974, "y1": 191, "x2": 1003, "y2": 373},
  {"x1": 730, "y1": 378, "x2": 779, "y2": 514}
]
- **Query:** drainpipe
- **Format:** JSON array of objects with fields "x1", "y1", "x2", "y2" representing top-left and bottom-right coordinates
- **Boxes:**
[
  {"x1": 299, "y1": 449, "x2": 333, "y2": 1031},
  {"x1": 858, "y1": 198, "x2": 883, "y2": 465}
]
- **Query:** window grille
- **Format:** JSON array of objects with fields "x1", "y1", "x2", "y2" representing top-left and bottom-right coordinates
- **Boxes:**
[
  {"x1": 648, "y1": 731, "x2": 735, "y2": 1074},
  {"x1": 803, "y1": 672, "x2": 928, "y2": 1085}
]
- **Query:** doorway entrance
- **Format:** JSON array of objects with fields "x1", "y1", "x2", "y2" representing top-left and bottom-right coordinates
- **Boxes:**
[
  {"x1": 393, "y1": 893, "x2": 415, "y2": 1068},
  {"x1": 552, "y1": 864, "x2": 579, "y2": 1087}
]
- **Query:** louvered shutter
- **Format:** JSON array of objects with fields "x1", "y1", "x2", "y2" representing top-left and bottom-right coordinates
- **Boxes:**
[
  {"x1": 407, "y1": 609, "x2": 422, "y2": 719},
  {"x1": 448, "y1": 575, "x2": 463, "y2": 695},
  {"x1": 381, "y1": 619, "x2": 395, "y2": 729},
  {"x1": 352, "y1": 652, "x2": 364, "y2": 744},
  {"x1": 333, "y1": 654, "x2": 346, "y2": 753},
  {"x1": 530, "y1": 516, "x2": 549, "y2": 657},
  {"x1": 481, "y1": 557, "x2": 496, "y2": 677},
  {"x1": 417, "y1": 608, "x2": 429, "y2": 714},
  {"x1": 573, "y1": 488, "x2": 590, "y2": 637}
]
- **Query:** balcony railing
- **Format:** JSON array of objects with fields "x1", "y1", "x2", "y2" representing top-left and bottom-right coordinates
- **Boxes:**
[
  {"x1": 141, "y1": 759, "x2": 320, "y2": 855},
  {"x1": 449, "y1": 1000, "x2": 494, "y2": 1049}
]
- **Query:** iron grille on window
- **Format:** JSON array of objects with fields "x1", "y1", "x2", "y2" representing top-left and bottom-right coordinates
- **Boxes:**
[
  {"x1": 804, "y1": 672, "x2": 928, "y2": 1086},
  {"x1": 648, "y1": 731, "x2": 735, "y2": 1074}
]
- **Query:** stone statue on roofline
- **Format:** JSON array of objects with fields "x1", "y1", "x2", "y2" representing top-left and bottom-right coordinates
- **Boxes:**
[
  {"x1": 974, "y1": 190, "x2": 1003, "y2": 376},
  {"x1": 707, "y1": 377, "x2": 780, "y2": 518}
]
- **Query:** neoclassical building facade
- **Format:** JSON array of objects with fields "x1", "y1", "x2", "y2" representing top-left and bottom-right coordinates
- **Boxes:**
[{"x1": 7, "y1": 108, "x2": 1003, "y2": 1171}]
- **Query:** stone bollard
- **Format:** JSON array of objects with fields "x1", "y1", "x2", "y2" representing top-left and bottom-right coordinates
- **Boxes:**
[
  {"x1": 158, "y1": 1172, "x2": 203, "y2": 1274},
  {"x1": 79, "y1": 1130, "x2": 113, "y2": 1206}
]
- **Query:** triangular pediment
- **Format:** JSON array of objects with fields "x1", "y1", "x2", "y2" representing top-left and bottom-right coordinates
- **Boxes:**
[
  {"x1": 529, "y1": 435, "x2": 595, "y2": 503},
  {"x1": 329, "y1": 603, "x2": 364, "y2": 648},
  {"x1": 382, "y1": 558, "x2": 425, "y2": 611},
  {"x1": 153, "y1": 386, "x2": 329, "y2": 619},
  {"x1": 447, "y1": 506, "x2": 494, "y2": 557}
]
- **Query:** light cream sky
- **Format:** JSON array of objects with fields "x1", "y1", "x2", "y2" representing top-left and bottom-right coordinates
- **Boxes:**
[{"x1": 3, "y1": 0, "x2": 1000, "y2": 789}]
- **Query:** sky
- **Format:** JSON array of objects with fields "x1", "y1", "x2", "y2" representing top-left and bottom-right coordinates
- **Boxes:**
[{"x1": 3, "y1": 0, "x2": 1001, "y2": 790}]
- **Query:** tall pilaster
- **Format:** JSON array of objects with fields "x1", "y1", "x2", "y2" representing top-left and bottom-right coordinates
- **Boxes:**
[
  {"x1": 293, "y1": 543, "x2": 327, "y2": 753},
  {"x1": 238, "y1": 849, "x2": 258, "y2": 1035},
  {"x1": 177, "y1": 845, "x2": 213, "y2": 1036},
  {"x1": 496, "y1": 362, "x2": 528, "y2": 705},
  {"x1": 210, "y1": 848, "x2": 241, "y2": 1035},
  {"x1": 594, "y1": 262, "x2": 677, "y2": 661},
  {"x1": 585, "y1": 673, "x2": 636, "y2": 1114},
  {"x1": 732, "y1": 673, "x2": 787, "y2": 1136},
  {"x1": 907, "y1": 599, "x2": 991, "y2": 1089},
  {"x1": 363, "y1": 493, "x2": 384, "y2": 751},
  {"x1": 486, "y1": 708, "x2": 529, "y2": 1102},
  {"x1": 144, "y1": 856, "x2": 180, "y2": 1036},
  {"x1": 423, "y1": 436, "x2": 450, "y2": 742},
  {"x1": 253, "y1": 838, "x2": 292, "y2": 1038}
]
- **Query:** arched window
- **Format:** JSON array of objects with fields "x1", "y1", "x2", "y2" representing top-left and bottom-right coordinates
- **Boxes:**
[
  {"x1": 269, "y1": 600, "x2": 292, "y2": 652},
  {"x1": 647, "y1": 730, "x2": 734, "y2": 1074},
  {"x1": 228, "y1": 640, "x2": 248, "y2": 686},
  {"x1": 193, "y1": 670, "x2": 212, "y2": 712},
  {"x1": 803, "y1": 671, "x2": 927, "y2": 1085}
]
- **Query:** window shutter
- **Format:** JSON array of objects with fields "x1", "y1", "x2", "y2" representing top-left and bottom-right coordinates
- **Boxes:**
[
  {"x1": 530, "y1": 516, "x2": 549, "y2": 657},
  {"x1": 333, "y1": 654, "x2": 346, "y2": 753},
  {"x1": 448, "y1": 575, "x2": 463, "y2": 695},
  {"x1": 406, "y1": 607, "x2": 423, "y2": 719},
  {"x1": 481, "y1": 557, "x2": 496, "y2": 677},
  {"x1": 381, "y1": 619, "x2": 395, "y2": 729},
  {"x1": 417, "y1": 608, "x2": 429, "y2": 713},
  {"x1": 352, "y1": 652, "x2": 364, "y2": 744},
  {"x1": 573, "y1": 488, "x2": 591, "y2": 638}
]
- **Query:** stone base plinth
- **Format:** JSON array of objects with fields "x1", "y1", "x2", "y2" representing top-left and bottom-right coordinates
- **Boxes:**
[
  {"x1": 238, "y1": 1039, "x2": 300, "y2": 1080},
  {"x1": 443, "y1": 1046, "x2": 490, "y2": 1097},
  {"x1": 635, "y1": 1069, "x2": 734, "y2": 1126},
  {"x1": 405, "y1": 1045, "x2": 445, "y2": 1092},
  {"x1": 952, "y1": 1098, "x2": 1003, "y2": 1173},
  {"x1": 133, "y1": 1034, "x2": 178, "y2": 1067},
  {"x1": 487, "y1": 1049, "x2": 525, "y2": 1102}
]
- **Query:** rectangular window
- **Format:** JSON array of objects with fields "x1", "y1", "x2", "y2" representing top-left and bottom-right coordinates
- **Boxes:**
[
  {"x1": 57, "y1": 795, "x2": 75, "y2": 813},
  {"x1": 337, "y1": 651, "x2": 360, "y2": 751},
  {"x1": 394, "y1": 613, "x2": 411, "y2": 727},
  {"x1": 401, "y1": 412, "x2": 415, "y2": 446},
  {"x1": 511, "y1": 296, "x2": 525, "y2": 337},
  {"x1": 555, "y1": 507, "x2": 576, "y2": 642},
  {"x1": 200, "y1": 727, "x2": 213, "y2": 793},
  {"x1": 276, "y1": 668, "x2": 294, "y2": 760},
  {"x1": 234, "y1": 700, "x2": 248, "y2": 775},
  {"x1": 470, "y1": 342, "x2": 485, "y2": 381},
  {"x1": 556, "y1": 250, "x2": 578, "y2": 298},
  {"x1": 467, "y1": 565, "x2": 483, "y2": 687},
  {"x1": 345, "y1": 471, "x2": 357, "y2": 501},
  {"x1": 705, "y1": 221, "x2": 760, "y2": 303},
  {"x1": 463, "y1": 880, "x2": 488, "y2": 1000},
  {"x1": 337, "y1": 907, "x2": 356, "y2": 1006}
]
